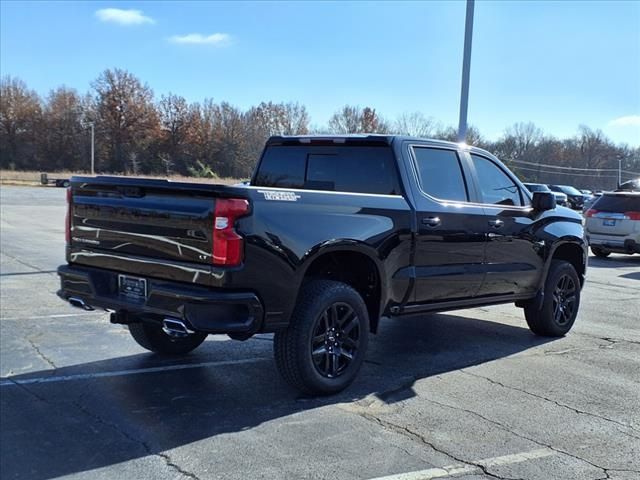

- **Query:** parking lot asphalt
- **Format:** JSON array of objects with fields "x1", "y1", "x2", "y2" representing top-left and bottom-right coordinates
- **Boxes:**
[{"x1": 1, "y1": 185, "x2": 638, "y2": 480}]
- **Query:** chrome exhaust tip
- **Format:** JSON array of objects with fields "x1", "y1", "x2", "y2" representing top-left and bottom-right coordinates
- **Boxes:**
[
  {"x1": 162, "y1": 318, "x2": 193, "y2": 337},
  {"x1": 68, "y1": 297, "x2": 94, "y2": 311}
]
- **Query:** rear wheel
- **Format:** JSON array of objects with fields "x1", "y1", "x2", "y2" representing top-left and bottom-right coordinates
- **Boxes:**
[
  {"x1": 591, "y1": 246, "x2": 610, "y2": 258},
  {"x1": 274, "y1": 280, "x2": 369, "y2": 396},
  {"x1": 128, "y1": 321, "x2": 207, "y2": 355},
  {"x1": 525, "y1": 260, "x2": 581, "y2": 336}
]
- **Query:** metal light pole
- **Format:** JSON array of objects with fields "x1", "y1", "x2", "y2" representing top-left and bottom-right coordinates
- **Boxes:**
[
  {"x1": 457, "y1": 0, "x2": 475, "y2": 143},
  {"x1": 618, "y1": 155, "x2": 622, "y2": 187},
  {"x1": 89, "y1": 122, "x2": 95, "y2": 175}
]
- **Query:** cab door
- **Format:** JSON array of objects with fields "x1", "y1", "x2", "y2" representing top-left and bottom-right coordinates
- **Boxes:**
[
  {"x1": 466, "y1": 153, "x2": 544, "y2": 297},
  {"x1": 407, "y1": 145, "x2": 487, "y2": 303}
]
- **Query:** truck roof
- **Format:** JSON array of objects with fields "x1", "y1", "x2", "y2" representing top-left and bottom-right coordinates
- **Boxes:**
[{"x1": 266, "y1": 134, "x2": 493, "y2": 157}]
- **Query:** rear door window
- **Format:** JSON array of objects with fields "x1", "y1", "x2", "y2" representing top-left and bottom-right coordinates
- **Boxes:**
[
  {"x1": 411, "y1": 147, "x2": 468, "y2": 202},
  {"x1": 253, "y1": 147, "x2": 305, "y2": 188},
  {"x1": 254, "y1": 146, "x2": 400, "y2": 195}
]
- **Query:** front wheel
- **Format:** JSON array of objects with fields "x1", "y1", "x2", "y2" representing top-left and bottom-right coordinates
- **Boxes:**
[
  {"x1": 274, "y1": 280, "x2": 369, "y2": 396},
  {"x1": 591, "y1": 246, "x2": 610, "y2": 258},
  {"x1": 525, "y1": 260, "x2": 581, "y2": 337},
  {"x1": 128, "y1": 321, "x2": 207, "y2": 355}
]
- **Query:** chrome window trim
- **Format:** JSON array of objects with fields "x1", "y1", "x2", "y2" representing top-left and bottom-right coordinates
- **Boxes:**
[
  {"x1": 243, "y1": 185, "x2": 404, "y2": 199},
  {"x1": 407, "y1": 143, "x2": 533, "y2": 211}
]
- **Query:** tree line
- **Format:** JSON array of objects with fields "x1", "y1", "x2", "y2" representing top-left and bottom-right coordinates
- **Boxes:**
[{"x1": 1, "y1": 69, "x2": 638, "y2": 189}]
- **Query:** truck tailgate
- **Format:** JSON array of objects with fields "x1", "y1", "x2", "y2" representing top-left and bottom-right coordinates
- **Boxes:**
[{"x1": 68, "y1": 177, "x2": 248, "y2": 278}]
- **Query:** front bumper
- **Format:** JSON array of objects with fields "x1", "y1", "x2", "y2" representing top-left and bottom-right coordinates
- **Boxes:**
[{"x1": 57, "y1": 264, "x2": 264, "y2": 335}]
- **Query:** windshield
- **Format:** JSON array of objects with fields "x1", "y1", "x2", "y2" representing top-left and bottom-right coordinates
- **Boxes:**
[
  {"x1": 524, "y1": 183, "x2": 550, "y2": 192},
  {"x1": 557, "y1": 185, "x2": 583, "y2": 195}
]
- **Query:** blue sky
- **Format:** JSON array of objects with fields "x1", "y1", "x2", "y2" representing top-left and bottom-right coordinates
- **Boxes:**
[{"x1": 1, "y1": 1, "x2": 639, "y2": 145}]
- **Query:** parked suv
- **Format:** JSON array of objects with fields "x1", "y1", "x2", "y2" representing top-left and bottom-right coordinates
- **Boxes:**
[
  {"x1": 524, "y1": 183, "x2": 568, "y2": 206},
  {"x1": 585, "y1": 192, "x2": 640, "y2": 257},
  {"x1": 58, "y1": 136, "x2": 588, "y2": 395},
  {"x1": 548, "y1": 185, "x2": 585, "y2": 210}
]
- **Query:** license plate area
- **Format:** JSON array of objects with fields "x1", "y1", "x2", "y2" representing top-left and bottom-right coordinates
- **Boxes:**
[
  {"x1": 603, "y1": 219, "x2": 616, "y2": 227},
  {"x1": 118, "y1": 275, "x2": 147, "y2": 302}
]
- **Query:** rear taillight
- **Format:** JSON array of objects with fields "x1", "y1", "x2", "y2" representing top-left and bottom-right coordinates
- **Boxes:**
[
  {"x1": 212, "y1": 198, "x2": 249, "y2": 266},
  {"x1": 585, "y1": 209, "x2": 598, "y2": 218},
  {"x1": 65, "y1": 187, "x2": 72, "y2": 244},
  {"x1": 625, "y1": 211, "x2": 640, "y2": 220}
]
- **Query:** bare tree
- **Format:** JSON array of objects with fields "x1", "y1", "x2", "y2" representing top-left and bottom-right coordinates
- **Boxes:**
[
  {"x1": 41, "y1": 87, "x2": 86, "y2": 171},
  {"x1": 157, "y1": 93, "x2": 193, "y2": 174},
  {"x1": 328, "y1": 105, "x2": 388, "y2": 134},
  {"x1": 0, "y1": 76, "x2": 42, "y2": 169},
  {"x1": 92, "y1": 68, "x2": 159, "y2": 172},
  {"x1": 393, "y1": 112, "x2": 436, "y2": 137}
]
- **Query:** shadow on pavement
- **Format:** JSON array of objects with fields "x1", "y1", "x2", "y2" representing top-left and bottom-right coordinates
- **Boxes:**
[
  {"x1": 588, "y1": 254, "x2": 640, "y2": 268},
  {"x1": 619, "y1": 271, "x2": 640, "y2": 281},
  {"x1": 0, "y1": 312, "x2": 555, "y2": 480}
]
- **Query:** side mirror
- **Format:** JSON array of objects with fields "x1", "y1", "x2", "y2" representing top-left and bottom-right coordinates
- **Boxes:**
[{"x1": 532, "y1": 191, "x2": 556, "y2": 211}]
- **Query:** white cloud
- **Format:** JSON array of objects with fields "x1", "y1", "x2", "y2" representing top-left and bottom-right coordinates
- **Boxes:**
[
  {"x1": 169, "y1": 33, "x2": 232, "y2": 46},
  {"x1": 608, "y1": 115, "x2": 640, "y2": 128},
  {"x1": 95, "y1": 8, "x2": 155, "y2": 26}
]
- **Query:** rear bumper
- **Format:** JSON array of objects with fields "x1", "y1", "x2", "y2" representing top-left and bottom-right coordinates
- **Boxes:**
[
  {"x1": 587, "y1": 234, "x2": 640, "y2": 254},
  {"x1": 57, "y1": 264, "x2": 264, "y2": 335}
]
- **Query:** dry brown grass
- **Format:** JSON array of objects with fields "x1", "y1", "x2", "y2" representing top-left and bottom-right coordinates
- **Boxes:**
[{"x1": 0, "y1": 170, "x2": 244, "y2": 186}]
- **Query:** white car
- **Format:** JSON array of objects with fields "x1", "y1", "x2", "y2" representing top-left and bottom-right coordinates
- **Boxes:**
[{"x1": 585, "y1": 192, "x2": 640, "y2": 257}]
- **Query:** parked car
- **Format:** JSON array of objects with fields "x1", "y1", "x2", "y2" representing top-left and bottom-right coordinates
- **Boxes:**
[
  {"x1": 524, "y1": 183, "x2": 568, "y2": 206},
  {"x1": 585, "y1": 192, "x2": 640, "y2": 257},
  {"x1": 548, "y1": 185, "x2": 585, "y2": 210},
  {"x1": 582, "y1": 191, "x2": 603, "y2": 213},
  {"x1": 580, "y1": 189, "x2": 594, "y2": 202},
  {"x1": 58, "y1": 135, "x2": 588, "y2": 395},
  {"x1": 615, "y1": 178, "x2": 640, "y2": 192}
]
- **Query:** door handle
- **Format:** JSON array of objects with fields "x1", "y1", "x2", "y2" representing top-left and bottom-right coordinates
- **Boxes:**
[
  {"x1": 422, "y1": 216, "x2": 441, "y2": 227},
  {"x1": 488, "y1": 219, "x2": 504, "y2": 228}
]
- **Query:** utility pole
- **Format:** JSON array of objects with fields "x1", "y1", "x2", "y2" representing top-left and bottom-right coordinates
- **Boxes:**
[{"x1": 457, "y1": 0, "x2": 475, "y2": 143}]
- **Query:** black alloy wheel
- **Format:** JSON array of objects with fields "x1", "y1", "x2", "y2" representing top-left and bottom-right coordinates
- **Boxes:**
[
  {"x1": 524, "y1": 260, "x2": 581, "y2": 337},
  {"x1": 552, "y1": 274, "x2": 577, "y2": 326},
  {"x1": 273, "y1": 280, "x2": 369, "y2": 395},
  {"x1": 311, "y1": 302, "x2": 361, "y2": 378}
]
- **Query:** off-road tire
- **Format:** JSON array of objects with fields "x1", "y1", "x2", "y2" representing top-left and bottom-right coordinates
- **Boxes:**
[
  {"x1": 525, "y1": 260, "x2": 581, "y2": 337},
  {"x1": 591, "y1": 246, "x2": 610, "y2": 258},
  {"x1": 274, "y1": 280, "x2": 369, "y2": 396}
]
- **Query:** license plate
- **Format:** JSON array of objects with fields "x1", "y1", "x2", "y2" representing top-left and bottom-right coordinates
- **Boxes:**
[
  {"x1": 603, "y1": 219, "x2": 616, "y2": 226},
  {"x1": 118, "y1": 275, "x2": 147, "y2": 301}
]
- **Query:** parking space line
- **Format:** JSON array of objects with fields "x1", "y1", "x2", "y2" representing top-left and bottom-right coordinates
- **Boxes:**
[
  {"x1": 367, "y1": 448, "x2": 555, "y2": 480},
  {"x1": 1, "y1": 312, "x2": 105, "y2": 321},
  {"x1": 0, "y1": 357, "x2": 270, "y2": 387}
]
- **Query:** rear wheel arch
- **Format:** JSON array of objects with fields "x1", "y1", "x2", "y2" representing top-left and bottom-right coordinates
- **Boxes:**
[{"x1": 300, "y1": 247, "x2": 384, "y2": 333}]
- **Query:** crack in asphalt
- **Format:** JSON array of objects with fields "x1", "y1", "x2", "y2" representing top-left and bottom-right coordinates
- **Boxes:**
[
  {"x1": 540, "y1": 334, "x2": 640, "y2": 357},
  {"x1": 26, "y1": 337, "x2": 57, "y2": 369},
  {"x1": 461, "y1": 370, "x2": 639, "y2": 433},
  {"x1": 69, "y1": 399, "x2": 201, "y2": 480},
  {"x1": 10, "y1": 381, "x2": 201, "y2": 480},
  {"x1": 0, "y1": 252, "x2": 55, "y2": 276},
  {"x1": 350, "y1": 376, "x2": 640, "y2": 480},
  {"x1": 354, "y1": 410, "x2": 524, "y2": 480},
  {"x1": 421, "y1": 395, "x2": 640, "y2": 479},
  {"x1": 586, "y1": 279, "x2": 640, "y2": 293}
]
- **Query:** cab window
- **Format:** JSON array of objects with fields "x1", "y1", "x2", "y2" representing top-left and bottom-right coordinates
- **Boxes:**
[{"x1": 471, "y1": 154, "x2": 524, "y2": 206}]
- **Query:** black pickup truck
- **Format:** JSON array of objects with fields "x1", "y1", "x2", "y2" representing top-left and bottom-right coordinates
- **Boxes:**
[{"x1": 58, "y1": 135, "x2": 587, "y2": 395}]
